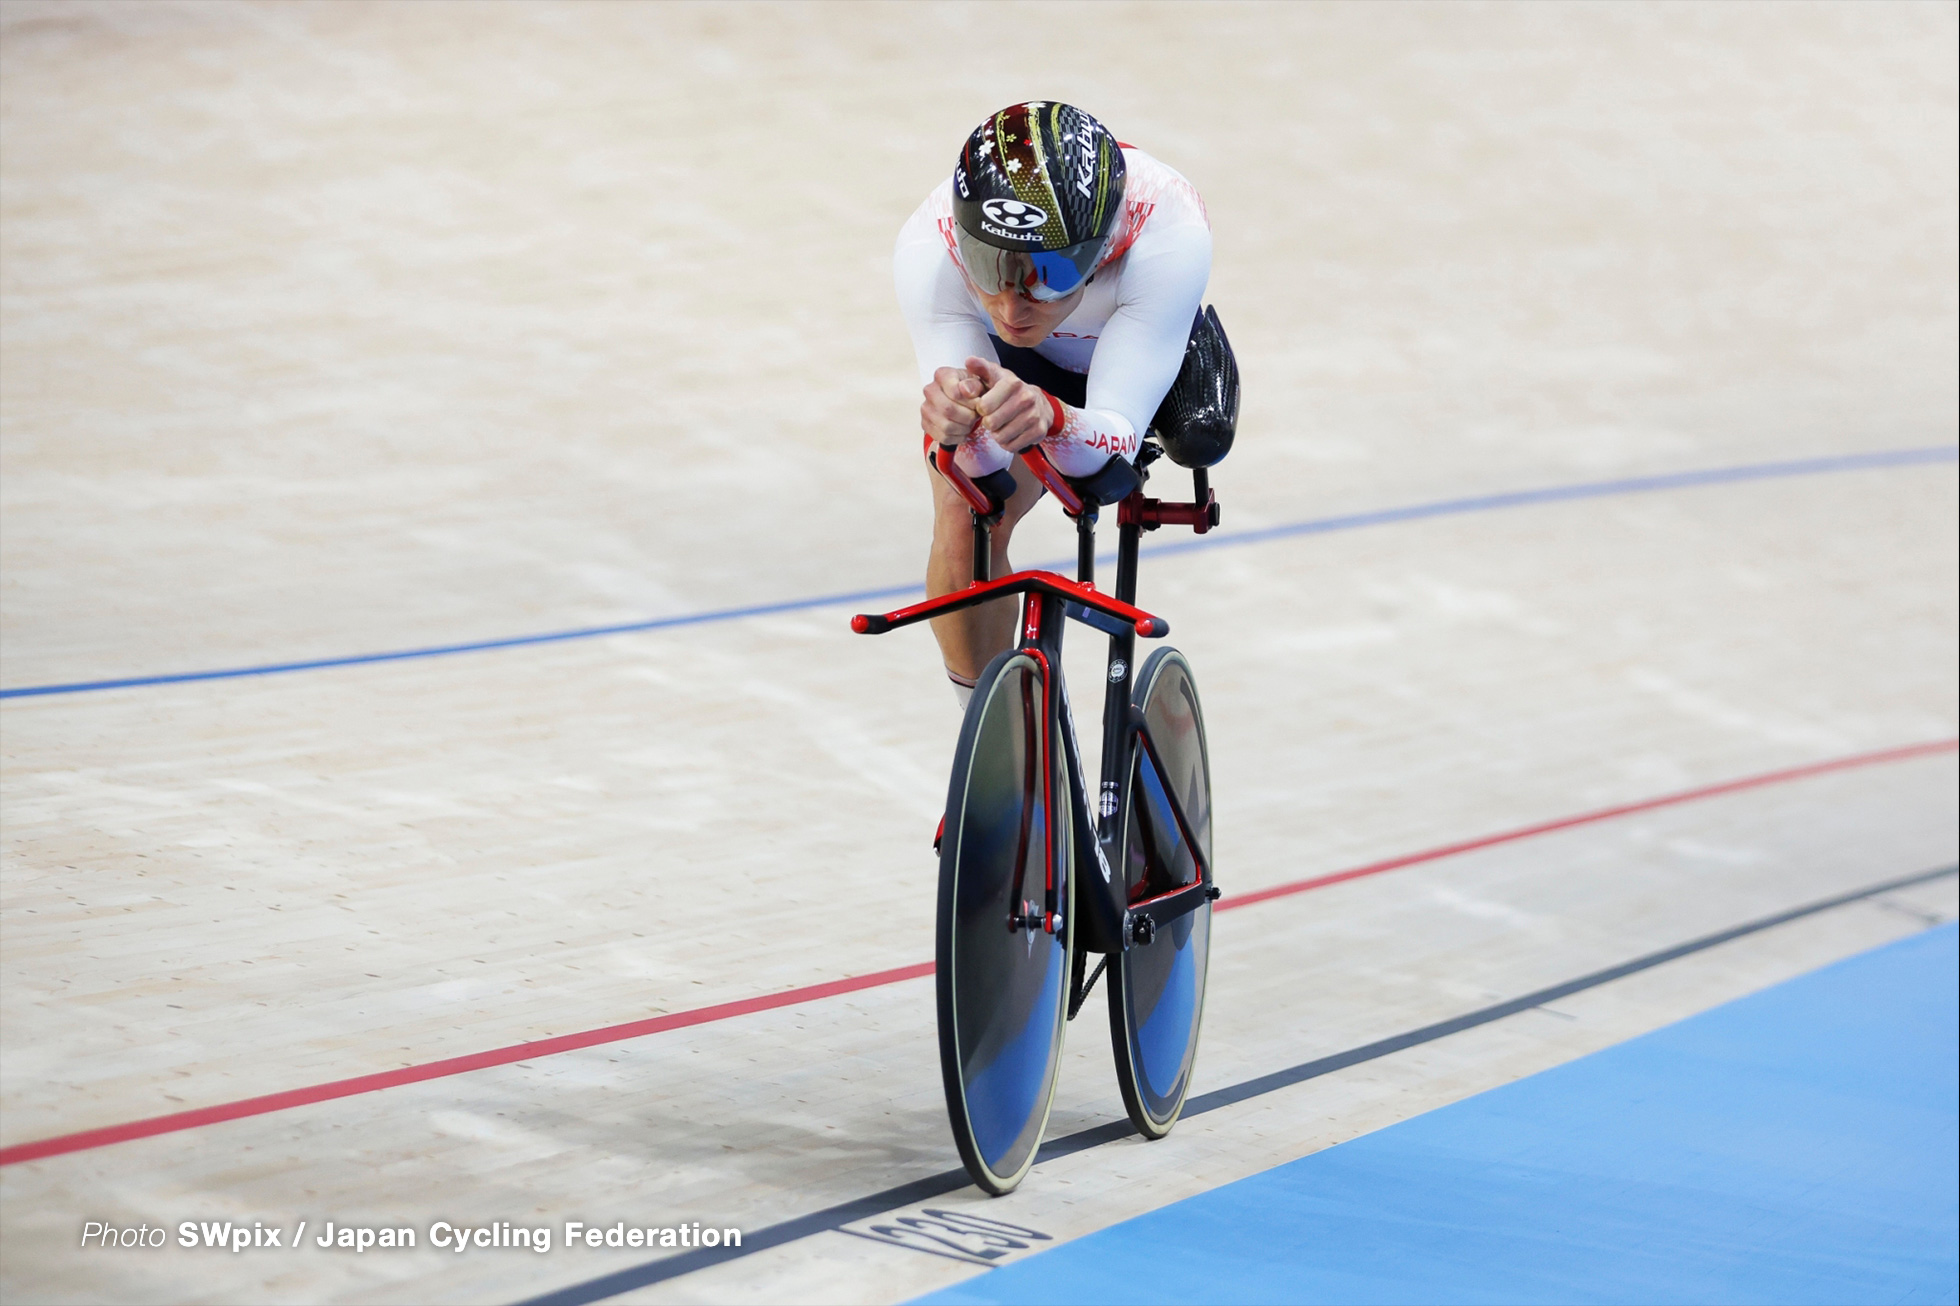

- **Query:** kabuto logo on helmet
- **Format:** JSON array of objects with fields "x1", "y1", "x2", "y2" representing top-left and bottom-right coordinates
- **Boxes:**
[
  {"x1": 1072, "y1": 129, "x2": 1100, "y2": 199},
  {"x1": 981, "y1": 198, "x2": 1048, "y2": 232},
  {"x1": 951, "y1": 103, "x2": 1127, "y2": 301}
]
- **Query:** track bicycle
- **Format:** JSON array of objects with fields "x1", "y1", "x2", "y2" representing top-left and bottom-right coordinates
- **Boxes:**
[{"x1": 853, "y1": 438, "x2": 1220, "y2": 1195}]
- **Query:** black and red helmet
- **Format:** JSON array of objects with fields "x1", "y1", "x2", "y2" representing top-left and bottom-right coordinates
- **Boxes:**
[{"x1": 952, "y1": 102, "x2": 1127, "y2": 302}]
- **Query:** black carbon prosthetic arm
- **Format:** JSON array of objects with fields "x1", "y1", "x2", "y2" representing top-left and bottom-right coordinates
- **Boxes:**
[{"x1": 1148, "y1": 305, "x2": 1240, "y2": 469}]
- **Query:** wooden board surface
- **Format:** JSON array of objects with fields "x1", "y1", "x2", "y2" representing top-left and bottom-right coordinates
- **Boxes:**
[{"x1": 2, "y1": 4, "x2": 1955, "y2": 1303}]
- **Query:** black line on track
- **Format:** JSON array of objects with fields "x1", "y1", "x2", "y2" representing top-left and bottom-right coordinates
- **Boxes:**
[{"x1": 511, "y1": 863, "x2": 1957, "y2": 1306}]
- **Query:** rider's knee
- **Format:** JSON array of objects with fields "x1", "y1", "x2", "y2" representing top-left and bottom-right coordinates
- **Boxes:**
[
  {"x1": 1148, "y1": 305, "x2": 1239, "y2": 470},
  {"x1": 931, "y1": 491, "x2": 978, "y2": 552},
  {"x1": 998, "y1": 461, "x2": 1044, "y2": 525}
]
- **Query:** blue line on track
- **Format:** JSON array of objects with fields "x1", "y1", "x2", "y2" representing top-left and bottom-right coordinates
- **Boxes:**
[{"x1": 4, "y1": 444, "x2": 1952, "y2": 701}]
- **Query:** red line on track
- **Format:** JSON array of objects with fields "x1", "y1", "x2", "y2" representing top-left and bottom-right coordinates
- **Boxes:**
[
  {"x1": 1216, "y1": 738, "x2": 1959, "y2": 913},
  {"x1": 0, "y1": 962, "x2": 932, "y2": 1167},
  {"x1": 3, "y1": 738, "x2": 1952, "y2": 1168}
]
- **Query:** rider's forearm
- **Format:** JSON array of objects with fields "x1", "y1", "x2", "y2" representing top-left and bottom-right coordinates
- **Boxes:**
[
  {"x1": 1042, "y1": 400, "x2": 1140, "y2": 476},
  {"x1": 962, "y1": 391, "x2": 1138, "y2": 478}
]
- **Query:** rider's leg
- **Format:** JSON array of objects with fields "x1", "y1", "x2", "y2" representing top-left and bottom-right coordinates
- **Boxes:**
[{"x1": 926, "y1": 455, "x2": 1044, "y2": 694}]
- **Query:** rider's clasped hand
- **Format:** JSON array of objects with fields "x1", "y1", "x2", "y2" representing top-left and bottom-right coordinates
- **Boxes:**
[
  {"x1": 921, "y1": 367, "x2": 984, "y2": 444},
  {"x1": 920, "y1": 356, "x2": 1058, "y2": 454}
]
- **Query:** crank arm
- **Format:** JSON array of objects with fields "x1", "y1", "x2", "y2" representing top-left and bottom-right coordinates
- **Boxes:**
[{"x1": 1122, "y1": 879, "x2": 1220, "y2": 948}]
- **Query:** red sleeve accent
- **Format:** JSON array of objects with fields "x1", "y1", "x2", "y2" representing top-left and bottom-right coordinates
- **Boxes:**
[{"x1": 1042, "y1": 388, "x2": 1067, "y2": 440}]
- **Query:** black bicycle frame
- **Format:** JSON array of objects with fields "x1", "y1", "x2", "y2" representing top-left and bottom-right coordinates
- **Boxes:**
[
  {"x1": 851, "y1": 447, "x2": 1222, "y2": 959},
  {"x1": 1082, "y1": 471, "x2": 1221, "y2": 956}
]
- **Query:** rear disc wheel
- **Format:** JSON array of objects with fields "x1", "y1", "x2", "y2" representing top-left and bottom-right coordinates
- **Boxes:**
[{"x1": 1108, "y1": 647, "x2": 1212, "y2": 1138}]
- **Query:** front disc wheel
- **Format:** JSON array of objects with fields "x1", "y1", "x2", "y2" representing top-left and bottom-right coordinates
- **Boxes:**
[{"x1": 937, "y1": 650, "x2": 1074, "y2": 1194}]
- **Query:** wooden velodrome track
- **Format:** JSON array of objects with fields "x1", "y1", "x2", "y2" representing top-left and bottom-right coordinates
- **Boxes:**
[{"x1": 2, "y1": 4, "x2": 1955, "y2": 1303}]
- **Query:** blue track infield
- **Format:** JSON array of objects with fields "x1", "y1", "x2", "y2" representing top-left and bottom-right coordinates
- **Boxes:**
[
  {"x1": 918, "y1": 922, "x2": 1960, "y2": 1306},
  {"x1": 3, "y1": 444, "x2": 1952, "y2": 700}
]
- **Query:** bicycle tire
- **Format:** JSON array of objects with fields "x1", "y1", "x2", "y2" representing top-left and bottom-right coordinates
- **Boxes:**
[
  {"x1": 1107, "y1": 646, "x2": 1213, "y2": 1138},
  {"x1": 936, "y1": 648, "x2": 1075, "y2": 1194}
]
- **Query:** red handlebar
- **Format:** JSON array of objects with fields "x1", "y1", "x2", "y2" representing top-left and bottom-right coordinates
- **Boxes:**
[
  {"x1": 931, "y1": 437, "x2": 1219, "y2": 538},
  {"x1": 931, "y1": 442, "x2": 997, "y2": 516},
  {"x1": 929, "y1": 437, "x2": 1089, "y2": 518},
  {"x1": 1016, "y1": 446, "x2": 1086, "y2": 516}
]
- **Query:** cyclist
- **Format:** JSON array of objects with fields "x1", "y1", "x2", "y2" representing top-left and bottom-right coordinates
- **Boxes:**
[{"x1": 895, "y1": 101, "x2": 1236, "y2": 707}]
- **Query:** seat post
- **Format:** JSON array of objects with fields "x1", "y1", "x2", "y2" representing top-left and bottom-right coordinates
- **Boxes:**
[
  {"x1": 1076, "y1": 511, "x2": 1096, "y2": 585},
  {"x1": 1113, "y1": 517, "x2": 1140, "y2": 607}
]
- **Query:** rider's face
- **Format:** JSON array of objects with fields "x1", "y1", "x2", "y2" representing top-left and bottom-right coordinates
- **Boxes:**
[{"x1": 979, "y1": 284, "x2": 1084, "y2": 348}]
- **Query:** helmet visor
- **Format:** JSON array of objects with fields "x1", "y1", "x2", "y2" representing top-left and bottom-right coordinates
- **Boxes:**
[{"x1": 956, "y1": 226, "x2": 1104, "y2": 303}]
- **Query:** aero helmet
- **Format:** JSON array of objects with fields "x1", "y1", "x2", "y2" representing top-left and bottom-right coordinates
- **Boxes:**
[{"x1": 952, "y1": 102, "x2": 1127, "y2": 302}]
